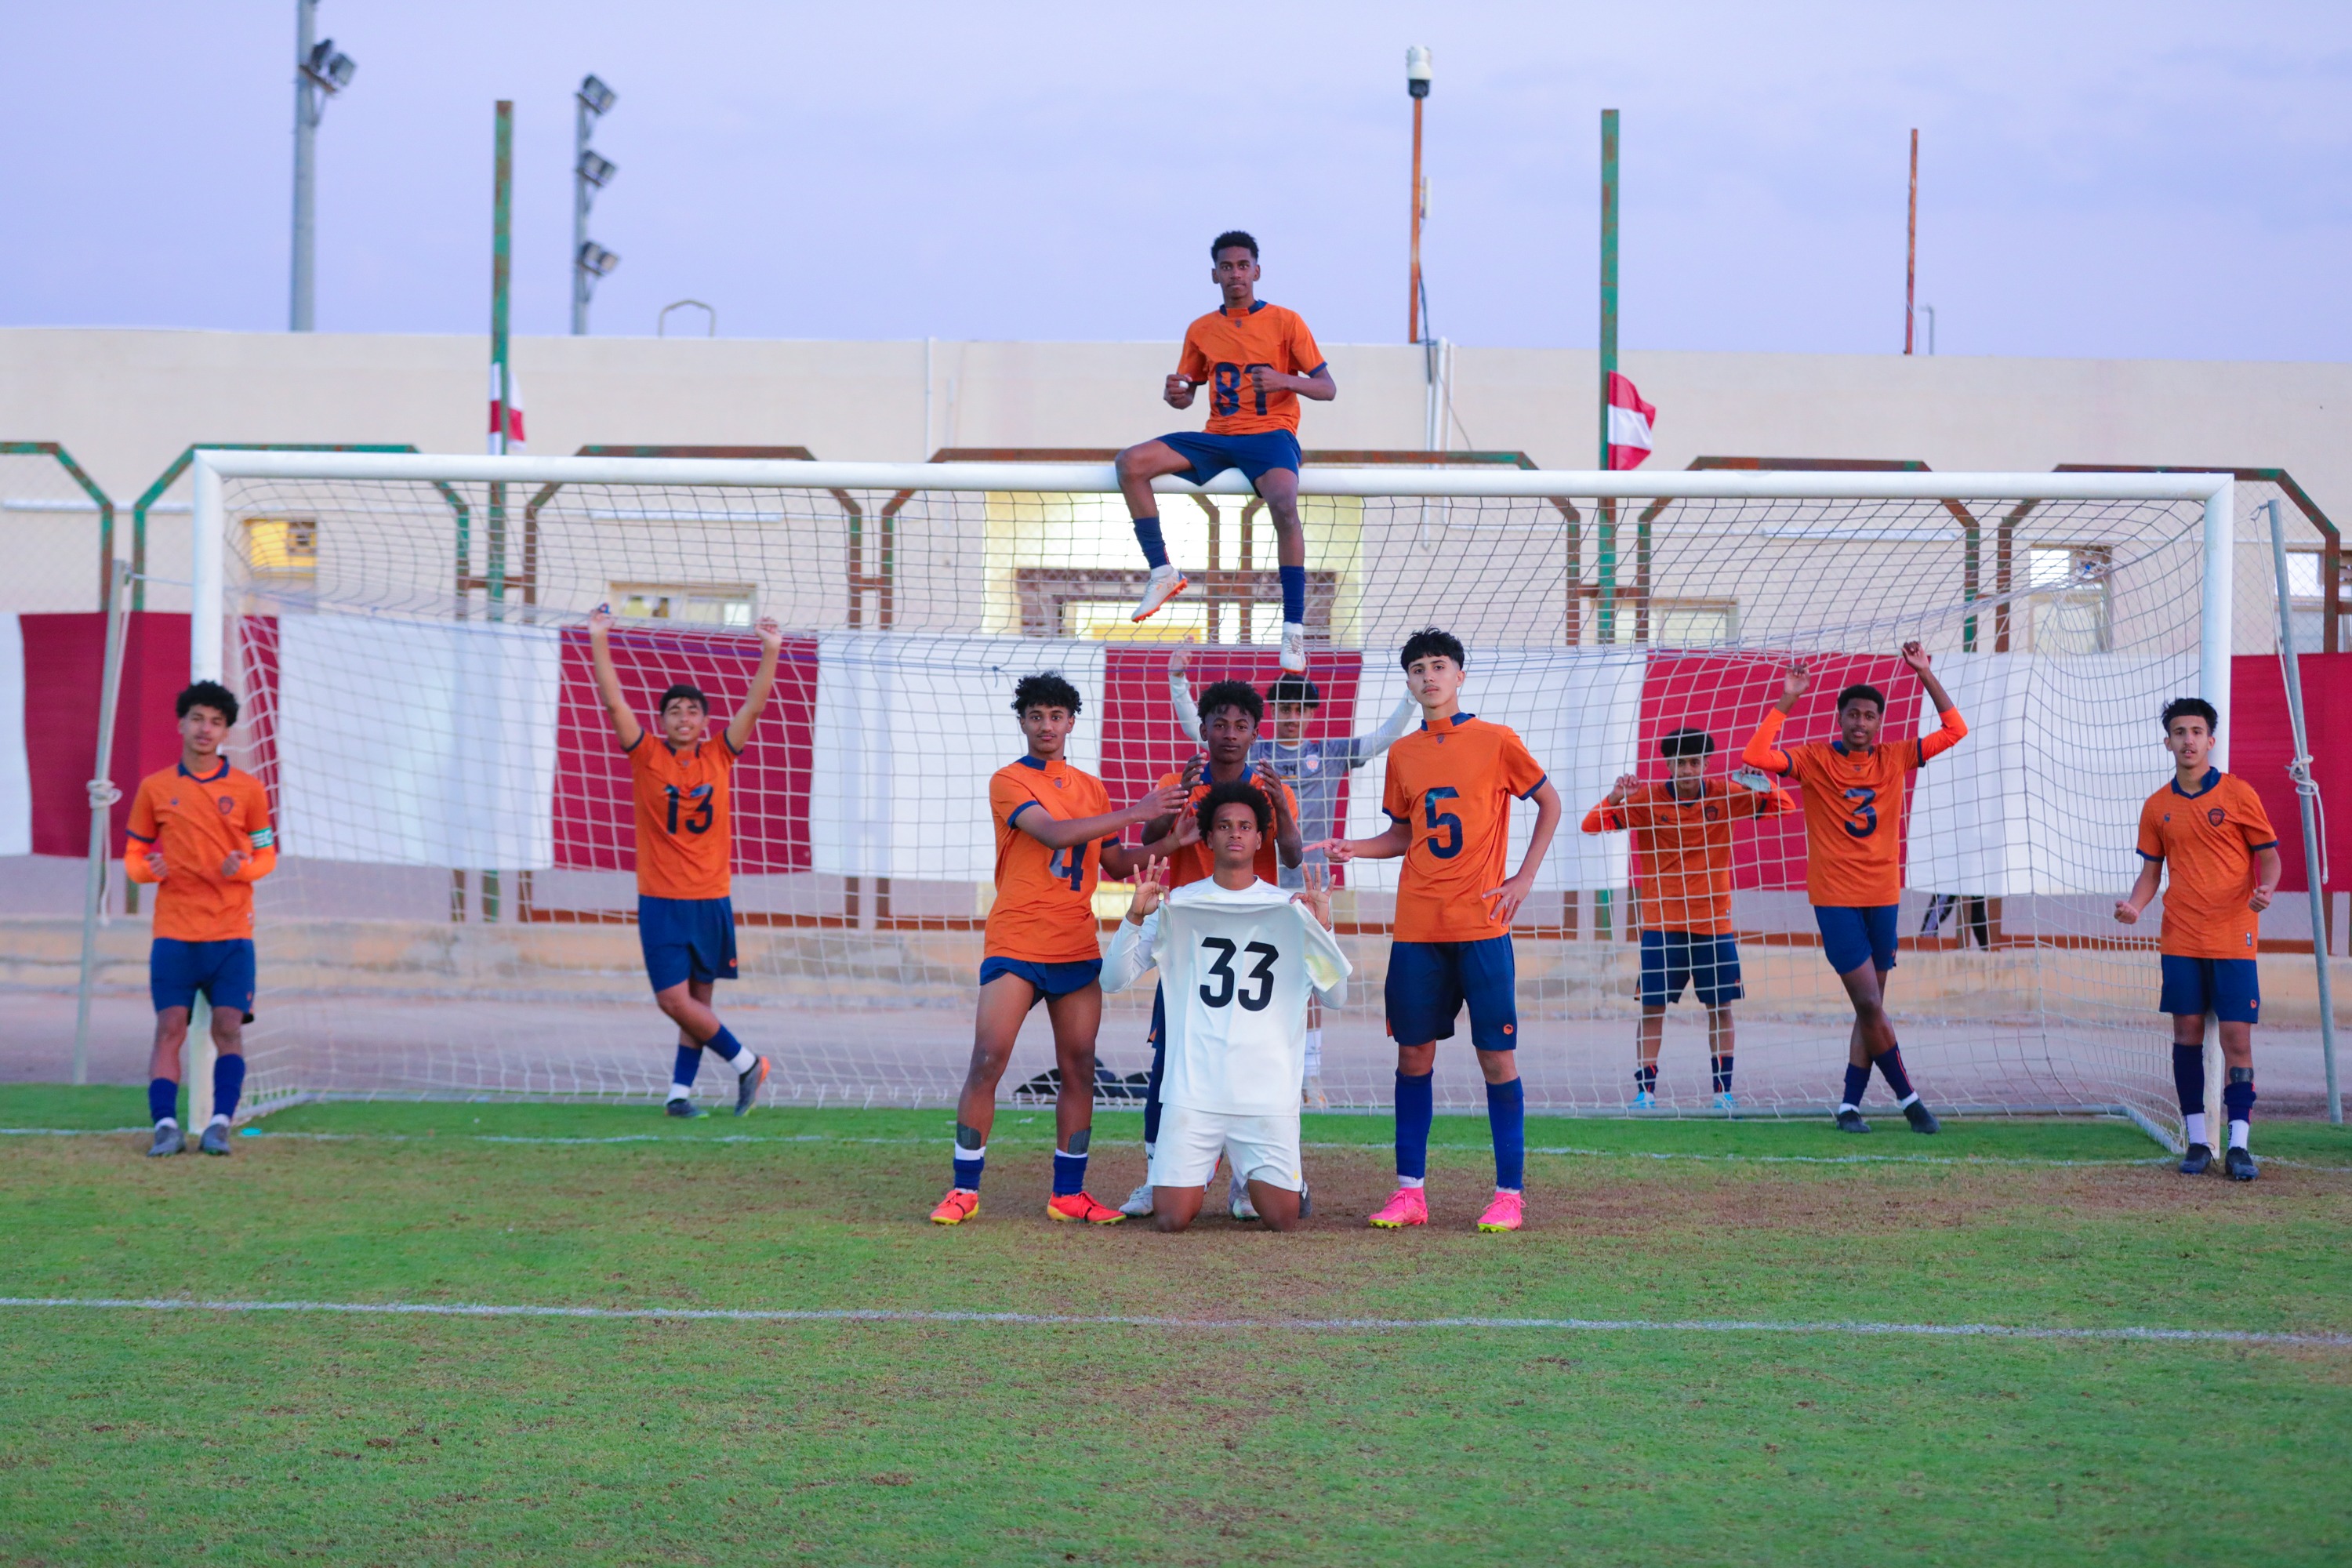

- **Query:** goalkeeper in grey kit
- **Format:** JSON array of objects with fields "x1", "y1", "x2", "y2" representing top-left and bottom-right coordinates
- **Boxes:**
[
  {"x1": 1103, "y1": 779, "x2": 1352, "y2": 1232},
  {"x1": 1166, "y1": 644, "x2": 1410, "y2": 1105}
]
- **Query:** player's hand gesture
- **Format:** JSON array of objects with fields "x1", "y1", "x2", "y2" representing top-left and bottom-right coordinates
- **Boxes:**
[
  {"x1": 1168, "y1": 643, "x2": 1190, "y2": 678},
  {"x1": 1172, "y1": 808, "x2": 1203, "y2": 851},
  {"x1": 1179, "y1": 753, "x2": 1207, "y2": 793},
  {"x1": 1132, "y1": 780, "x2": 1189, "y2": 822},
  {"x1": 757, "y1": 615, "x2": 783, "y2": 655},
  {"x1": 1900, "y1": 640, "x2": 1932, "y2": 674},
  {"x1": 143, "y1": 849, "x2": 169, "y2": 881},
  {"x1": 1163, "y1": 373, "x2": 1196, "y2": 409},
  {"x1": 588, "y1": 603, "x2": 615, "y2": 639},
  {"x1": 1128, "y1": 859, "x2": 1168, "y2": 923},
  {"x1": 219, "y1": 848, "x2": 248, "y2": 880},
  {"x1": 1293, "y1": 859, "x2": 1334, "y2": 929},
  {"x1": 1308, "y1": 837, "x2": 1357, "y2": 864},
  {"x1": 1608, "y1": 773, "x2": 1639, "y2": 805},
  {"x1": 1780, "y1": 662, "x2": 1811, "y2": 705}
]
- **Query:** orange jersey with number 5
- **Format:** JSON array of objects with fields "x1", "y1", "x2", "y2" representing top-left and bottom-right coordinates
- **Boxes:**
[
  {"x1": 627, "y1": 734, "x2": 739, "y2": 899},
  {"x1": 1381, "y1": 714, "x2": 1550, "y2": 942},
  {"x1": 987, "y1": 757, "x2": 1115, "y2": 964},
  {"x1": 1175, "y1": 303, "x2": 1327, "y2": 436},
  {"x1": 1744, "y1": 706, "x2": 1967, "y2": 907}
]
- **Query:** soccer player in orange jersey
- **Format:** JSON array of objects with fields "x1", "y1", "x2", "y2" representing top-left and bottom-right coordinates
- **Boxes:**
[
  {"x1": 931, "y1": 673, "x2": 1188, "y2": 1225},
  {"x1": 1741, "y1": 644, "x2": 1967, "y2": 1134},
  {"x1": 1117, "y1": 679, "x2": 1303, "y2": 1218},
  {"x1": 2114, "y1": 698, "x2": 2281, "y2": 1180},
  {"x1": 587, "y1": 605, "x2": 786, "y2": 1118},
  {"x1": 1583, "y1": 728, "x2": 1793, "y2": 1111},
  {"x1": 1317, "y1": 629, "x2": 1564, "y2": 1233},
  {"x1": 125, "y1": 681, "x2": 277, "y2": 1157},
  {"x1": 1114, "y1": 230, "x2": 1336, "y2": 673}
]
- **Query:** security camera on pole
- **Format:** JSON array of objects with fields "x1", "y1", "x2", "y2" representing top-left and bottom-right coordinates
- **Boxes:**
[
  {"x1": 572, "y1": 74, "x2": 620, "y2": 335},
  {"x1": 289, "y1": 0, "x2": 358, "y2": 332}
]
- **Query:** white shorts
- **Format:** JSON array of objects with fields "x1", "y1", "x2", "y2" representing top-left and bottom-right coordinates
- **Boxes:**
[{"x1": 1148, "y1": 1104, "x2": 1303, "y2": 1192}]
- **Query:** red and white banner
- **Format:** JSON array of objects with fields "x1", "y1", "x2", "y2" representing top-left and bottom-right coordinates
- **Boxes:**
[
  {"x1": 1606, "y1": 371, "x2": 1655, "y2": 470},
  {"x1": 487, "y1": 363, "x2": 527, "y2": 454}
]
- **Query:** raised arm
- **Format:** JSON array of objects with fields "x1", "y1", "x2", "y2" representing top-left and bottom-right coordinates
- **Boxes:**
[
  {"x1": 1903, "y1": 642, "x2": 1969, "y2": 761},
  {"x1": 1166, "y1": 645, "x2": 1203, "y2": 745},
  {"x1": 586, "y1": 605, "x2": 643, "y2": 751},
  {"x1": 1349, "y1": 692, "x2": 1419, "y2": 765},
  {"x1": 725, "y1": 617, "x2": 786, "y2": 753},
  {"x1": 1742, "y1": 662, "x2": 1807, "y2": 775},
  {"x1": 1582, "y1": 774, "x2": 1640, "y2": 834}
]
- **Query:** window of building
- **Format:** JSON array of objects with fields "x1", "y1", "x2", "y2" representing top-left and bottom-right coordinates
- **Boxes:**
[
  {"x1": 2023, "y1": 544, "x2": 2112, "y2": 654},
  {"x1": 610, "y1": 582, "x2": 757, "y2": 626}
]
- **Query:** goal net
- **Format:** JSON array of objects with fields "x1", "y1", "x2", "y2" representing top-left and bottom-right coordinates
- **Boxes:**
[{"x1": 180, "y1": 452, "x2": 2269, "y2": 1140}]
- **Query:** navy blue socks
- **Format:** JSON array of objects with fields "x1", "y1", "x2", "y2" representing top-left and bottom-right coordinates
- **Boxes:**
[
  {"x1": 1052, "y1": 1146, "x2": 1088, "y2": 1196},
  {"x1": 1142, "y1": 1035, "x2": 1165, "y2": 1147},
  {"x1": 1634, "y1": 1063, "x2": 1658, "y2": 1098},
  {"x1": 1395, "y1": 1070, "x2": 1435, "y2": 1183},
  {"x1": 705, "y1": 1025, "x2": 743, "y2": 1062},
  {"x1": 1279, "y1": 563, "x2": 1306, "y2": 625},
  {"x1": 212, "y1": 1054, "x2": 245, "y2": 1122},
  {"x1": 2173, "y1": 1043, "x2": 2206, "y2": 1115},
  {"x1": 1875, "y1": 1047, "x2": 1916, "y2": 1103},
  {"x1": 147, "y1": 1077, "x2": 177, "y2": 1127},
  {"x1": 1486, "y1": 1079, "x2": 1526, "y2": 1192},
  {"x1": 1134, "y1": 515, "x2": 1170, "y2": 569},
  {"x1": 1840, "y1": 1062, "x2": 1871, "y2": 1111},
  {"x1": 952, "y1": 1123, "x2": 985, "y2": 1192},
  {"x1": 1711, "y1": 1054, "x2": 1734, "y2": 1094}
]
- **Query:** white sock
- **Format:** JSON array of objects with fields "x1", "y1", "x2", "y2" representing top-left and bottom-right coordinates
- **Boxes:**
[
  {"x1": 730, "y1": 1048, "x2": 760, "y2": 1077},
  {"x1": 2185, "y1": 1112, "x2": 2209, "y2": 1146},
  {"x1": 2229, "y1": 1119, "x2": 2251, "y2": 1151},
  {"x1": 1837, "y1": 1102, "x2": 1859, "y2": 1116},
  {"x1": 1397, "y1": 1174, "x2": 1426, "y2": 1189},
  {"x1": 208, "y1": 1112, "x2": 230, "y2": 1129},
  {"x1": 154, "y1": 1116, "x2": 178, "y2": 1131},
  {"x1": 1303, "y1": 1029, "x2": 1323, "y2": 1079},
  {"x1": 1896, "y1": 1092, "x2": 1920, "y2": 1110},
  {"x1": 666, "y1": 1085, "x2": 693, "y2": 1103}
]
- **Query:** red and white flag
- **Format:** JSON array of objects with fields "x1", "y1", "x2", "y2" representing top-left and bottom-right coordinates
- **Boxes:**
[
  {"x1": 1606, "y1": 372, "x2": 1654, "y2": 471},
  {"x1": 487, "y1": 363, "x2": 527, "y2": 454}
]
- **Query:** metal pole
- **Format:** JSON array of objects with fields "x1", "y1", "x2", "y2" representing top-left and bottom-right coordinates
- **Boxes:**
[
  {"x1": 2200, "y1": 477, "x2": 2236, "y2": 1136},
  {"x1": 2266, "y1": 498, "x2": 2341, "y2": 1123},
  {"x1": 1598, "y1": 107, "x2": 1620, "y2": 644},
  {"x1": 1409, "y1": 95, "x2": 1425, "y2": 343},
  {"x1": 1905, "y1": 129, "x2": 1918, "y2": 355},
  {"x1": 572, "y1": 94, "x2": 590, "y2": 334},
  {"x1": 289, "y1": 0, "x2": 318, "y2": 332},
  {"x1": 71, "y1": 559, "x2": 136, "y2": 1084}
]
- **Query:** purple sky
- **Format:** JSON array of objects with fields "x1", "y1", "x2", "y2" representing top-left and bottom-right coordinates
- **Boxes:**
[{"x1": 4, "y1": 1, "x2": 2347, "y2": 359}]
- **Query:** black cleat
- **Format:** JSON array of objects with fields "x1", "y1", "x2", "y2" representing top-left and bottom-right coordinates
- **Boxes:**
[
  {"x1": 664, "y1": 1098, "x2": 706, "y2": 1119},
  {"x1": 2179, "y1": 1143, "x2": 2213, "y2": 1176},
  {"x1": 198, "y1": 1122, "x2": 232, "y2": 1156},
  {"x1": 147, "y1": 1123, "x2": 185, "y2": 1157},
  {"x1": 2225, "y1": 1145, "x2": 2259, "y2": 1181},
  {"x1": 734, "y1": 1054, "x2": 771, "y2": 1116},
  {"x1": 1835, "y1": 1109, "x2": 1871, "y2": 1134},
  {"x1": 1903, "y1": 1101, "x2": 1940, "y2": 1135}
]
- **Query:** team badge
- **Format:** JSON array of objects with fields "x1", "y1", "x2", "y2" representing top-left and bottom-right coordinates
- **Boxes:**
[
  {"x1": 1704, "y1": 804, "x2": 1722, "y2": 821},
  {"x1": 1303, "y1": 755, "x2": 1321, "y2": 773},
  {"x1": 2208, "y1": 808, "x2": 2226, "y2": 826},
  {"x1": 217, "y1": 796, "x2": 236, "y2": 816}
]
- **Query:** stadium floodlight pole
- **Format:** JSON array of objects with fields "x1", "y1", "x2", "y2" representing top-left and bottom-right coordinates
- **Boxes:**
[
  {"x1": 289, "y1": 0, "x2": 357, "y2": 332},
  {"x1": 2266, "y1": 498, "x2": 2342, "y2": 1123},
  {"x1": 1406, "y1": 46, "x2": 1432, "y2": 343},
  {"x1": 1905, "y1": 129, "x2": 1918, "y2": 354},
  {"x1": 572, "y1": 74, "x2": 618, "y2": 335},
  {"x1": 1597, "y1": 107, "x2": 1621, "y2": 648}
]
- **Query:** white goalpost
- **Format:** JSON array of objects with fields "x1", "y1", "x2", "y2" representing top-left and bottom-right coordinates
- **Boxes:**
[{"x1": 174, "y1": 449, "x2": 2252, "y2": 1142}]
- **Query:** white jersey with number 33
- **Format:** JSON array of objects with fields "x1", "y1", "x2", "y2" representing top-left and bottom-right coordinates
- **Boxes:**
[{"x1": 1102, "y1": 880, "x2": 1351, "y2": 1116}]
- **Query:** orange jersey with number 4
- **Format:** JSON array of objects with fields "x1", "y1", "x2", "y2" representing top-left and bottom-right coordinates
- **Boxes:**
[
  {"x1": 987, "y1": 757, "x2": 1115, "y2": 964},
  {"x1": 2136, "y1": 770, "x2": 2278, "y2": 959},
  {"x1": 1744, "y1": 706, "x2": 1967, "y2": 907},
  {"x1": 1382, "y1": 714, "x2": 1551, "y2": 942},
  {"x1": 1176, "y1": 303, "x2": 1327, "y2": 436},
  {"x1": 628, "y1": 734, "x2": 739, "y2": 899}
]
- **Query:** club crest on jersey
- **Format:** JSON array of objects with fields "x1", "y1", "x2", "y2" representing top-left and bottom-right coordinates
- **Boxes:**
[
  {"x1": 2208, "y1": 808, "x2": 2226, "y2": 826},
  {"x1": 1303, "y1": 755, "x2": 1321, "y2": 773},
  {"x1": 1704, "y1": 804, "x2": 1722, "y2": 821},
  {"x1": 1053, "y1": 777, "x2": 1065, "y2": 789},
  {"x1": 217, "y1": 796, "x2": 236, "y2": 816}
]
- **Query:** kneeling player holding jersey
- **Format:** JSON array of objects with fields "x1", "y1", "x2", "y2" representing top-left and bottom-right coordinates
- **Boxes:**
[{"x1": 1103, "y1": 779, "x2": 1352, "y2": 1232}]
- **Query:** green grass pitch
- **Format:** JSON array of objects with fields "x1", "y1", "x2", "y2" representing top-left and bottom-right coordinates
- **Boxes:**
[{"x1": 3, "y1": 1085, "x2": 2350, "y2": 1566}]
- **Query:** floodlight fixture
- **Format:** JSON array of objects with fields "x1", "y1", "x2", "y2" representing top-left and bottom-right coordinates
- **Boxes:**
[
  {"x1": 1406, "y1": 44, "x2": 1432, "y2": 99},
  {"x1": 579, "y1": 241, "x2": 621, "y2": 278},
  {"x1": 303, "y1": 38, "x2": 357, "y2": 93},
  {"x1": 578, "y1": 150, "x2": 617, "y2": 188},
  {"x1": 579, "y1": 74, "x2": 617, "y2": 116}
]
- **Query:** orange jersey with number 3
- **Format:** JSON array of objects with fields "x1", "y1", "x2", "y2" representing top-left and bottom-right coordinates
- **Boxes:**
[
  {"x1": 1744, "y1": 706, "x2": 1966, "y2": 907},
  {"x1": 987, "y1": 757, "x2": 1115, "y2": 964},
  {"x1": 1381, "y1": 714, "x2": 1551, "y2": 942},
  {"x1": 2136, "y1": 771, "x2": 2278, "y2": 959},
  {"x1": 1175, "y1": 303, "x2": 1327, "y2": 435},
  {"x1": 628, "y1": 734, "x2": 739, "y2": 899}
]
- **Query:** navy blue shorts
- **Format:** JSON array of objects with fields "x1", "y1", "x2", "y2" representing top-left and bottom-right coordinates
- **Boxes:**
[
  {"x1": 1639, "y1": 931, "x2": 1744, "y2": 1007},
  {"x1": 1814, "y1": 905, "x2": 1900, "y2": 975},
  {"x1": 1158, "y1": 429, "x2": 1302, "y2": 489},
  {"x1": 150, "y1": 938, "x2": 256, "y2": 1018},
  {"x1": 2160, "y1": 955, "x2": 2260, "y2": 1025},
  {"x1": 1385, "y1": 936, "x2": 1519, "y2": 1051},
  {"x1": 638, "y1": 895, "x2": 739, "y2": 993},
  {"x1": 978, "y1": 956, "x2": 1103, "y2": 1005}
]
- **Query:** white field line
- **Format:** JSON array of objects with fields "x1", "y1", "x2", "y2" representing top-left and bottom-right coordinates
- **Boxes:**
[
  {"x1": 1, "y1": 1294, "x2": 2343, "y2": 1348},
  {"x1": 10, "y1": 1125, "x2": 2350, "y2": 1171}
]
